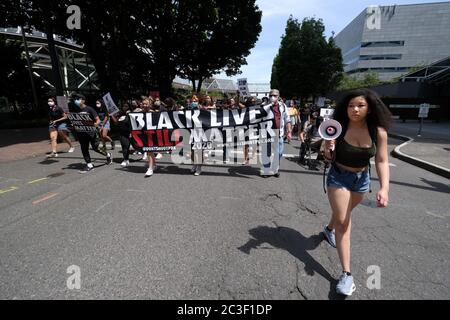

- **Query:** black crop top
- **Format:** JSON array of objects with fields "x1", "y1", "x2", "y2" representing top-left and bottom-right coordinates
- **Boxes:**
[{"x1": 334, "y1": 139, "x2": 377, "y2": 168}]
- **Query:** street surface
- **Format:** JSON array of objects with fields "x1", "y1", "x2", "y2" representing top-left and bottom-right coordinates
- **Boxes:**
[{"x1": 0, "y1": 137, "x2": 449, "y2": 299}]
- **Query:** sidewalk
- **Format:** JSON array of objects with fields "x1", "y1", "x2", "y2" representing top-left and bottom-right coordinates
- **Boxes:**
[
  {"x1": 0, "y1": 127, "x2": 77, "y2": 163},
  {"x1": 389, "y1": 120, "x2": 450, "y2": 179}
]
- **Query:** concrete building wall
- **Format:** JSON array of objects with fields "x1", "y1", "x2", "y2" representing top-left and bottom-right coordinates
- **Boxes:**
[{"x1": 335, "y1": 2, "x2": 450, "y2": 81}]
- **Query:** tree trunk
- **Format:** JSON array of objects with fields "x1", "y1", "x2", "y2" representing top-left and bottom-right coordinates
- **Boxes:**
[
  {"x1": 197, "y1": 78, "x2": 204, "y2": 93},
  {"x1": 157, "y1": 73, "x2": 174, "y2": 99},
  {"x1": 191, "y1": 78, "x2": 197, "y2": 92}
]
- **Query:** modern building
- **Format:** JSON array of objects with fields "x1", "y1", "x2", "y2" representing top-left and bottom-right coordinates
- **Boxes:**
[
  {"x1": 328, "y1": 55, "x2": 450, "y2": 120},
  {"x1": 334, "y1": 2, "x2": 450, "y2": 82}
]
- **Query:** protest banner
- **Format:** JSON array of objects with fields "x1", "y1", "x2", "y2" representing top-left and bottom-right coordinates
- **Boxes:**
[
  {"x1": 128, "y1": 106, "x2": 277, "y2": 165},
  {"x1": 67, "y1": 113, "x2": 97, "y2": 134},
  {"x1": 102, "y1": 92, "x2": 119, "y2": 115}
]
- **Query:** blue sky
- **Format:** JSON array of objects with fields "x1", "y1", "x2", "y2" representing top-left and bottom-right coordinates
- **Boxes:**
[{"x1": 219, "y1": 0, "x2": 444, "y2": 84}]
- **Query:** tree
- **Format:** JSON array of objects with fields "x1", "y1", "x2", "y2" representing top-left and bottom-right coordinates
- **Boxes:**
[
  {"x1": 175, "y1": 0, "x2": 262, "y2": 92},
  {"x1": 337, "y1": 72, "x2": 381, "y2": 91},
  {"x1": 1, "y1": 0, "x2": 160, "y2": 99},
  {"x1": 1, "y1": 0, "x2": 262, "y2": 99},
  {"x1": 270, "y1": 16, "x2": 343, "y2": 100},
  {"x1": 270, "y1": 54, "x2": 281, "y2": 90}
]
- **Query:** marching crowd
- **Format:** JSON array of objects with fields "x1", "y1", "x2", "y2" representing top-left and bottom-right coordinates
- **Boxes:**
[
  {"x1": 46, "y1": 89, "x2": 326, "y2": 176},
  {"x1": 45, "y1": 87, "x2": 392, "y2": 297}
]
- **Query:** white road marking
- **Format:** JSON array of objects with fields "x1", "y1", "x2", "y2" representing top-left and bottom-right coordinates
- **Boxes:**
[
  {"x1": 426, "y1": 211, "x2": 446, "y2": 219},
  {"x1": 95, "y1": 201, "x2": 113, "y2": 213}
]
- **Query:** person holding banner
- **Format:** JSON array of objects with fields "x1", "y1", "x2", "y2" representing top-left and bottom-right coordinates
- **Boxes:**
[
  {"x1": 95, "y1": 99, "x2": 115, "y2": 150},
  {"x1": 260, "y1": 89, "x2": 291, "y2": 177},
  {"x1": 47, "y1": 97, "x2": 75, "y2": 157},
  {"x1": 141, "y1": 98, "x2": 158, "y2": 177},
  {"x1": 321, "y1": 88, "x2": 391, "y2": 296},
  {"x1": 111, "y1": 103, "x2": 132, "y2": 167},
  {"x1": 72, "y1": 94, "x2": 112, "y2": 173}
]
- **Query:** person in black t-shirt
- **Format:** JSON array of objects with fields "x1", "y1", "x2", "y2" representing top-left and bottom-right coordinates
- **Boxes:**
[
  {"x1": 111, "y1": 103, "x2": 132, "y2": 167},
  {"x1": 72, "y1": 94, "x2": 112, "y2": 173}
]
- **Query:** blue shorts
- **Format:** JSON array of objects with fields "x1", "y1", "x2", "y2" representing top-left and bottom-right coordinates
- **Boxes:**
[
  {"x1": 327, "y1": 164, "x2": 370, "y2": 193},
  {"x1": 99, "y1": 122, "x2": 110, "y2": 130},
  {"x1": 49, "y1": 122, "x2": 70, "y2": 132}
]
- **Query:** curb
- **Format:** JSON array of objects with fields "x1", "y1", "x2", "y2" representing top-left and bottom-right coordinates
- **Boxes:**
[{"x1": 389, "y1": 133, "x2": 450, "y2": 179}]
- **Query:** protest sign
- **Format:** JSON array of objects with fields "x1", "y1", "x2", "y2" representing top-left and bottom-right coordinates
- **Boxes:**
[
  {"x1": 102, "y1": 92, "x2": 119, "y2": 115},
  {"x1": 67, "y1": 112, "x2": 97, "y2": 134},
  {"x1": 237, "y1": 78, "x2": 249, "y2": 97},
  {"x1": 320, "y1": 108, "x2": 335, "y2": 120}
]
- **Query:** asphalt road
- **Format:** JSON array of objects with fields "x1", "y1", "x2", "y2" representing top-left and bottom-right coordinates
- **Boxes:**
[{"x1": 0, "y1": 138, "x2": 449, "y2": 300}]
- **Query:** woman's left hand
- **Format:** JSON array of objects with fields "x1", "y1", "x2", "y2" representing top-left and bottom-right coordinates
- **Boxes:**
[{"x1": 376, "y1": 189, "x2": 389, "y2": 208}]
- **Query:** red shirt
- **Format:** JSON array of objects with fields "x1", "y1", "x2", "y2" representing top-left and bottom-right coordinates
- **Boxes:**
[{"x1": 273, "y1": 103, "x2": 281, "y2": 129}]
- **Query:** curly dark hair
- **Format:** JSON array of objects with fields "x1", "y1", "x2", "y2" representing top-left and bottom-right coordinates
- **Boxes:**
[{"x1": 333, "y1": 88, "x2": 392, "y2": 142}]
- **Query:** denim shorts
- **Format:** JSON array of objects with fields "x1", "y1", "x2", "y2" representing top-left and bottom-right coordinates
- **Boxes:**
[
  {"x1": 327, "y1": 164, "x2": 370, "y2": 193},
  {"x1": 99, "y1": 122, "x2": 110, "y2": 130},
  {"x1": 49, "y1": 122, "x2": 70, "y2": 132}
]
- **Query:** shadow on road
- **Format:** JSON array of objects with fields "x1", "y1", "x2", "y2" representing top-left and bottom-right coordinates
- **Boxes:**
[
  {"x1": 0, "y1": 127, "x2": 49, "y2": 148},
  {"x1": 238, "y1": 226, "x2": 345, "y2": 300}
]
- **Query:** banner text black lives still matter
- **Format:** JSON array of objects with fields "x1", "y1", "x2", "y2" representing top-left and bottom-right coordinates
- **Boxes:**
[{"x1": 128, "y1": 106, "x2": 278, "y2": 164}]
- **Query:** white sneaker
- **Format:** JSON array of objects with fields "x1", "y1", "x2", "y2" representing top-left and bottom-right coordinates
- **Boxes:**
[
  {"x1": 68, "y1": 147, "x2": 75, "y2": 153},
  {"x1": 142, "y1": 153, "x2": 148, "y2": 161},
  {"x1": 145, "y1": 168, "x2": 153, "y2": 177},
  {"x1": 155, "y1": 153, "x2": 162, "y2": 159},
  {"x1": 121, "y1": 160, "x2": 130, "y2": 167}
]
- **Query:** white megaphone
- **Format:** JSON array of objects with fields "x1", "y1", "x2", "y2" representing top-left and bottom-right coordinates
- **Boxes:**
[{"x1": 318, "y1": 119, "x2": 342, "y2": 141}]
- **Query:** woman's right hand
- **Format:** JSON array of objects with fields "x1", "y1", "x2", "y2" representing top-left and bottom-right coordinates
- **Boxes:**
[
  {"x1": 325, "y1": 139, "x2": 335, "y2": 151},
  {"x1": 323, "y1": 140, "x2": 335, "y2": 162}
]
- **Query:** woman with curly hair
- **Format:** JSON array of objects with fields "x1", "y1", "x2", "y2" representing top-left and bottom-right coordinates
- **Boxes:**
[{"x1": 321, "y1": 88, "x2": 392, "y2": 296}]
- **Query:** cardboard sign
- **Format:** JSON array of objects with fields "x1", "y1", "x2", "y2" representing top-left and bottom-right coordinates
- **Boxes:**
[
  {"x1": 56, "y1": 96, "x2": 69, "y2": 113},
  {"x1": 418, "y1": 104, "x2": 430, "y2": 118},
  {"x1": 320, "y1": 108, "x2": 335, "y2": 119},
  {"x1": 237, "y1": 78, "x2": 249, "y2": 97},
  {"x1": 102, "y1": 92, "x2": 119, "y2": 115},
  {"x1": 315, "y1": 97, "x2": 326, "y2": 107}
]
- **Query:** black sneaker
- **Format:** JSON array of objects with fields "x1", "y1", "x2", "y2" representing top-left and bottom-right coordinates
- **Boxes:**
[
  {"x1": 107, "y1": 153, "x2": 113, "y2": 165},
  {"x1": 79, "y1": 164, "x2": 94, "y2": 174}
]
